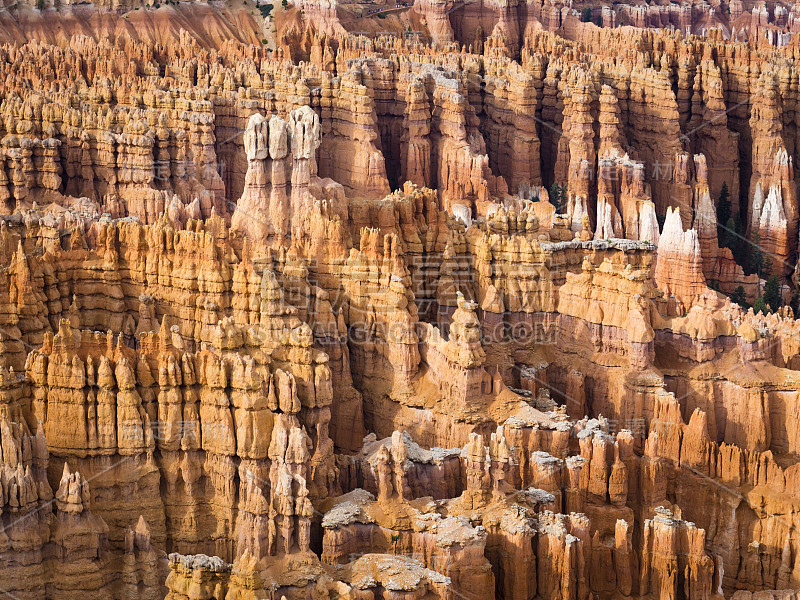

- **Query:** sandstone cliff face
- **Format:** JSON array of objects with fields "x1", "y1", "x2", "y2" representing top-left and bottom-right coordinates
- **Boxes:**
[{"x1": 1, "y1": 7, "x2": 800, "y2": 600}]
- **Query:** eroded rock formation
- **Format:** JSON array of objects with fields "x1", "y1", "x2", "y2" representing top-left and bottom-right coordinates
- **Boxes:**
[{"x1": 0, "y1": 4, "x2": 798, "y2": 600}]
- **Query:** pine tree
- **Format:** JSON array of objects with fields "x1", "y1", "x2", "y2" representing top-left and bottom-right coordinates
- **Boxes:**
[
  {"x1": 730, "y1": 286, "x2": 747, "y2": 307},
  {"x1": 549, "y1": 182, "x2": 566, "y2": 213},
  {"x1": 716, "y1": 182, "x2": 731, "y2": 242},
  {"x1": 753, "y1": 296, "x2": 768, "y2": 315},
  {"x1": 730, "y1": 215, "x2": 749, "y2": 267},
  {"x1": 763, "y1": 253, "x2": 774, "y2": 279},
  {"x1": 751, "y1": 232, "x2": 765, "y2": 277},
  {"x1": 722, "y1": 217, "x2": 737, "y2": 251},
  {"x1": 764, "y1": 275, "x2": 781, "y2": 312},
  {"x1": 548, "y1": 182, "x2": 559, "y2": 210},
  {"x1": 717, "y1": 182, "x2": 731, "y2": 223}
]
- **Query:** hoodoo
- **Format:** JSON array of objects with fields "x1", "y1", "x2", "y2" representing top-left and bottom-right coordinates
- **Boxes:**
[{"x1": 0, "y1": 1, "x2": 798, "y2": 599}]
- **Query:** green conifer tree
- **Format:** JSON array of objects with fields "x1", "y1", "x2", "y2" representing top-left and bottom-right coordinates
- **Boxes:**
[
  {"x1": 549, "y1": 182, "x2": 565, "y2": 213},
  {"x1": 716, "y1": 181, "x2": 731, "y2": 242},
  {"x1": 730, "y1": 286, "x2": 747, "y2": 307},
  {"x1": 764, "y1": 275, "x2": 781, "y2": 312}
]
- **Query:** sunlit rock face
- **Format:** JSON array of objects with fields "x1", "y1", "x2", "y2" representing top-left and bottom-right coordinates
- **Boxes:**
[{"x1": 1, "y1": 5, "x2": 800, "y2": 599}]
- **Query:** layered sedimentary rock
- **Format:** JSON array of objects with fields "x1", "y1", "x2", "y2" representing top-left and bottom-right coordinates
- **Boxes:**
[
  {"x1": 231, "y1": 106, "x2": 340, "y2": 243},
  {"x1": 0, "y1": 6, "x2": 799, "y2": 600}
]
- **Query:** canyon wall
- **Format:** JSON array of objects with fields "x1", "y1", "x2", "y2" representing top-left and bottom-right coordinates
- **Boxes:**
[{"x1": 0, "y1": 4, "x2": 798, "y2": 600}]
